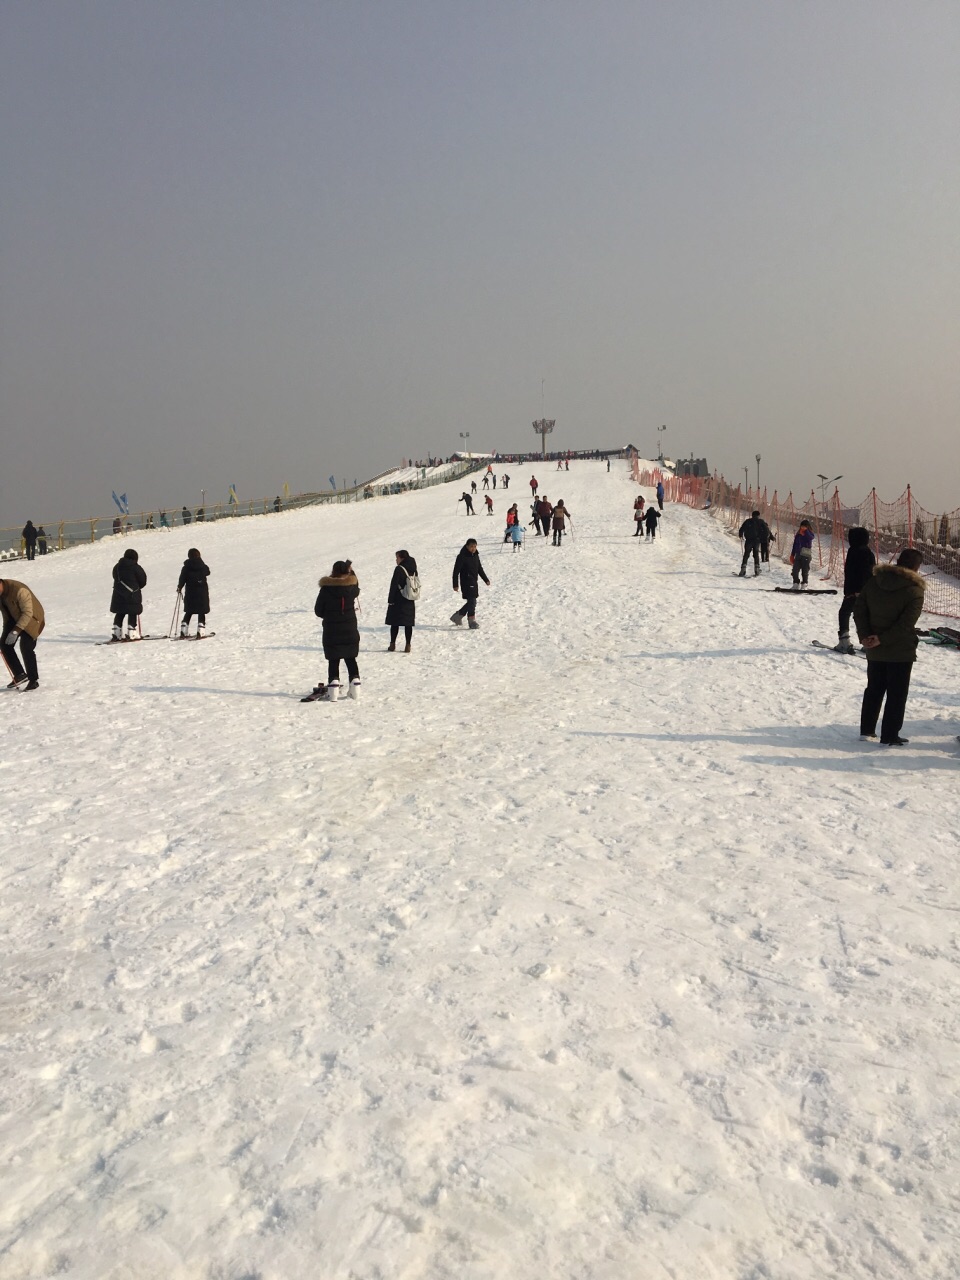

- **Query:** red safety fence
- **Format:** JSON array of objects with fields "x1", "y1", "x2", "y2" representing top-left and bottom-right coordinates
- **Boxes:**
[{"x1": 630, "y1": 455, "x2": 960, "y2": 619}]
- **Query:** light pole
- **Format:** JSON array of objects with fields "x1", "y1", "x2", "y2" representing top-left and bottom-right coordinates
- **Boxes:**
[
  {"x1": 816, "y1": 473, "x2": 842, "y2": 510},
  {"x1": 458, "y1": 431, "x2": 470, "y2": 456},
  {"x1": 755, "y1": 454, "x2": 761, "y2": 491},
  {"x1": 743, "y1": 466, "x2": 749, "y2": 492},
  {"x1": 657, "y1": 424, "x2": 666, "y2": 462}
]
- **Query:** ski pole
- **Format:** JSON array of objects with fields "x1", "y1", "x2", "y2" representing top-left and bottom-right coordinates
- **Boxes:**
[{"x1": 168, "y1": 588, "x2": 182, "y2": 639}]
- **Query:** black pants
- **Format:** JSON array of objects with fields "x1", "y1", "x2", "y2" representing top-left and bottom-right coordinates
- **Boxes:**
[
  {"x1": 456, "y1": 593, "x2": 478, "y2": 619},
  {"x1": 860, "y1": 661, "x2": 913, "y2": 741},
  {"x1": 183, "y1": 612, "x2": 206, "y2": 627},
  {"x1": 553, "y1": 527, "x2": 564, "y2": 545},
  {"x1": 25, "y1": 544, "x2": 36, "y2": 560},
  {"x1": 760, "y1": 541, "x2": 771, "y2": 563},
  {"x1": 792, "y1": 553, "x2": 811, "y2": 585},
  {"x1": 2, "y1": 626, "x2": 38, "y2": 682},
  {"x1": 389, "y1": 624, "x2": 412, "y2": 645},
  {"x1": 327, "y1": 656, "x2": 359, "y2": 684},
  {"x1": 741, "y1": 543, "x2": 760, "y2": 571},
  {"x1": 113, "y1": 610, "x2": 138, "y2": 630},
  {"x1": 838, "y1": 596, "x2": 856, "y2": 635}
]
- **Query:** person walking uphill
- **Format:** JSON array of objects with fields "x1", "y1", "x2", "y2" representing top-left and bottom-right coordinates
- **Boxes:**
[
  {"x1": 551, "y1": 500, "x2": 571, "y2": 546},
  {"x1": 451, "y1": 538, "x2": 490, "y2": 629},
  {"x1": 110, "y1": 548, "x2": 146, "y2": 641},
  {"x1": 315, "y1": 560, "x2": 361, "y2": 700},
  {"x1": 644, "y1": 505, "x2": 661, "y2": 539},
  {"x1": 738, "y1": 511, "x2": 765, "y2": 576},
  {"x1": 854, "y1": 548, "x2": 925, "y2": 746},
  {"x1": 22, "y1": 521, "x2": 38, "y2": 561},
  {"x1": 835, "y1": 527, "x2": 875, "y2": 654},
  {"x1": 790, "y1": 520, "x2": 814, "y2": 589},
  {"x1": 177, "y1": 548, "x2": 211, "y2": 638},
  {"x1": 1, "y1": 577, "x2": 44, "y2": 690},
  {"x1": 386, "y1": 549, "x2": 418, "y2": 653}
]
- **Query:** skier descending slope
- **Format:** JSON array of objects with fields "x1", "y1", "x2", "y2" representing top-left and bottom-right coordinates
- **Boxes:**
[
  {"x1": 451, "y1": 539, "x2": 490, "y2": 630},
  {"x1": 314, "y1": 560, "x2": 361, "y2": 701}
]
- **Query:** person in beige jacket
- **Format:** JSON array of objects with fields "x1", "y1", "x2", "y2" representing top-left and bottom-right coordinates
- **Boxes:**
[{"x1": 0, "y1": 577, "x2": 45, "y2": 690}]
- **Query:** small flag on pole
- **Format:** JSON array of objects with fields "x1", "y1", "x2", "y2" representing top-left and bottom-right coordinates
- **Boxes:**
[
  {"x1": 329, "y1": 475, "x2": 336, "y2": 489},
  {"x1": 112, "y1": 491, "x2": 129, "y2": 515},
  {"x1": 228, "y1": 485, "x2": 238, "y2": 505}
]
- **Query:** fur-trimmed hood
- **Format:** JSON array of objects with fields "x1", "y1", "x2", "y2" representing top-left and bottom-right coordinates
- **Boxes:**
[
  {"x1": 869, "y1": 563, "x2": 925, "y2": 593},
  {"x1": 318, "y1": 572, "x2": 359, "y2": 589}
]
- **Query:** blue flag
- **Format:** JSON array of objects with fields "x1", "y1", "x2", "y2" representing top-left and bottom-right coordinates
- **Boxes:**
[
  {"x1": 329, "y1": 475, "x2": 336, "y2": 489},
  {"x1": 112, "y1": 491, "x2": 129, "y2": 515}
]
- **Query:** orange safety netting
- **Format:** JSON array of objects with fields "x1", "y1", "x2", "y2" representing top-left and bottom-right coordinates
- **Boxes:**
[{"x1": 629, "y1": 455, "x2": 960, "y2": 619}]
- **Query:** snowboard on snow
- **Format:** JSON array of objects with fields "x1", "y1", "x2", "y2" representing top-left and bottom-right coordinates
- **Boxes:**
[{"x1": 811, "y1": 640, "x2": 865, "y2": 658}]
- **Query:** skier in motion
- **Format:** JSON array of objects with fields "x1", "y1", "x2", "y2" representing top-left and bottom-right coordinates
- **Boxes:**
[{"x1": 737, "y1": 510, "x2": 765, "y2": 577}]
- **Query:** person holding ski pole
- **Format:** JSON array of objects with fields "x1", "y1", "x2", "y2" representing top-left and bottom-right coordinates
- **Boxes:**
[
  {"x1": 110, "y1": 548, "x2": 146, "y2": 641},
  {"x1": 459, "y1": 491, "x2": 476, "y2": 515},
  {"x1": 176, "y1": 548, "x2": 211, "y2": 638},
  {"x1": 644, "y1": 505, "x2": 661, "y2": 539}
]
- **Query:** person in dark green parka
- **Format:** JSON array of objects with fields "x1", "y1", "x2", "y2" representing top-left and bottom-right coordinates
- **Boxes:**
[{"x1": 853, "y1": 548, "x2": 925, "y2": 746}]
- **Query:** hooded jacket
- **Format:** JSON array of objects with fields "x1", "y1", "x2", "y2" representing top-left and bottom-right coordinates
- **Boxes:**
[
  {"x1": 178, "y1": 556, "x2": 211, "y2": 614},
  {"x1": 853, "y1": 564, "x2": 925, "y2": 663},
  {"x1": 315, "y1": 572, "x2": 360, "y2": 658},
  {"x1": 110, "y1": 555, "x2": 147, "y2": 615},
  {"x1": 843, "y1": 529, "x2": 876, "y2": 596},
  {"x1": 385, "y1": 556, "x2": 418, "y2": 628},
  {"x1": 0, "y1": 579, "x2": 45, "y2": 639},
  {"x1": 452, "y1": 545, "x2": 489, "y2": 598},
  {"x1": 738, "y1": 515, "x2": 765, "y2": 546}
]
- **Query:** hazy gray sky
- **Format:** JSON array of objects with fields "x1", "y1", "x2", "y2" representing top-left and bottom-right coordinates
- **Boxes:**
[{"x1": 2, "y1": 1, "x2": 958, "y2": 520}]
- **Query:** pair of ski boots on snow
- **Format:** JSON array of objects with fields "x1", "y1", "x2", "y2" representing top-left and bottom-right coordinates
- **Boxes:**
[
  {"x1": 110, "y1": 624, "x2": 139, "y2": 642},
  {"x1": 301, "y1": 679, "x2": 361, "y2": 703},
  {"x1": 178, "y1": 622, "x2": 207, "y2": 640},
  {"x1": 833, "y1": 631, "x2": 856, "y2": 655}
]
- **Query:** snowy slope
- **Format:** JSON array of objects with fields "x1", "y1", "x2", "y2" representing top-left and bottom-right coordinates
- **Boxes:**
[{"x1": 2, "y1": 461, "x2": 959, "y2": 1280}]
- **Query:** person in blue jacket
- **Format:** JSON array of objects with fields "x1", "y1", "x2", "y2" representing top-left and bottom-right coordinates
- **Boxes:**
[
  {"x1": 656, "y1": 479, "x2": 665, "y2": 510},
  {"x1": 790, "y1": 520, "x2": 815, "y2": 590}
]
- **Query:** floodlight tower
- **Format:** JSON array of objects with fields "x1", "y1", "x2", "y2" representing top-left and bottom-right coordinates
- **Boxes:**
[{"x1": 532, "y1": 418, "x2": 555, "y2": 459}]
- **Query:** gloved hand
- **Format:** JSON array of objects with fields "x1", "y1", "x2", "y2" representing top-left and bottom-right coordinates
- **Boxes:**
[
  {"x1": 789, "y1": 555, "x2": 795, "y2": 565},
  {"x1": 5, "y1": 630, "x2": 19, "y2": 645}
]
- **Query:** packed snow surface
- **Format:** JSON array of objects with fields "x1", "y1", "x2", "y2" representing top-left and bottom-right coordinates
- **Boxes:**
[{"x1": 2, "y1": 461, "x2": 959, "y2": 1280}]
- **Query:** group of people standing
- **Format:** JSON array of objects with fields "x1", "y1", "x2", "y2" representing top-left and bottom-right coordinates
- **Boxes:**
[
  {"x1": 20, "y1": 521, "x2": 48, "y2": 559},
  {"x1": 530, "y1": 496, "x2": 573, "y2": 544},
  {"x1": 108, "y1": 548, "x2": 211, "y2": 641}
]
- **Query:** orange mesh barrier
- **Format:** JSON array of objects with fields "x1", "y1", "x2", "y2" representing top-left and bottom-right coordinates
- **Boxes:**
[{"x1": 634, "y1": 467, "x2": 960, "y2": 619}]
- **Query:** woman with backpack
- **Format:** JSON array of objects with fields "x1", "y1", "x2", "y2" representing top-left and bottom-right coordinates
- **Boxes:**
[
  {"x1": 385, "y1": 549, "x2": 419, "y2": 653},
  {"x1": 110, "y1": 548, "x2": 147, "y2": 640}
]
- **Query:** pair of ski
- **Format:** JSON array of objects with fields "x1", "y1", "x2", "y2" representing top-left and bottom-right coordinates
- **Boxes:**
[
  {"x1": 917, "y1": 626, "x2": 960, "y2": 648},
  {"x1": 811, "y1": 640, "x2": 865, "y2": 658},
  {"x1": 95, "y1": 632, "x2": 216, "y2": 646}
]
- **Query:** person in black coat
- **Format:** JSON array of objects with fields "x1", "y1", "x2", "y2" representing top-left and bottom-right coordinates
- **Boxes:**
[
  {"x1": 110, "y1": 548, "x2": 147, "y2": 640},
  {"x1": 836, "y1": 527, "x2": 876, "y2": 653},
  {"x1": 22, "y1": 521, "x2": 38, "y2": 561},
  {"x1": 385, "y1": 550, "x2": 417, "y2": 652},
  {"x1": 737, "y1": 511, "x2": 764, "y2": 576},
  {"x1": 314, "y1": 559, "x2": 361, "y2": 699},
  {"x1": 177, "y1": 548, "x2": 211, "y2": 637},
  {"x1": 644, "y1": 506, "x2": 661, "y2": 539},
  {"x1": 451, "y1": 539, "x2": 490, "y2": 629}
]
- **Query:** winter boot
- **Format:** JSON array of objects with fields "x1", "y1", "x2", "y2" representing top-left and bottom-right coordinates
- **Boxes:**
[
  {"x1": 348, "y1": 679, "x2": 361, "y2": 701},
  {"x1": 387, "y1": 640, "x2": 396, "y2": 651},
  {"x1": 754, "y1": 566, "x2": 761, "y2": 576},
  {"x1": 834, "y1": 632, "x2": 855, "y2": 655},
  {"x1": 450, "y1": 611, "x2": 464, "y2": 627},
  {"x1": 179, "y1": 621, "x2": 188, "y2": 639},
  {"x1": 111, "y1": 624, "x2": 122, "y2": 642},
  {"x1": 404, "y1": 641, "x2": 411, "y2": 653},
  {"x1": 738, "y1": 567, "x2": 747, "y2": 577},
  {"x1": 468, "y1": 618, "x2": 480, "y2": 630},
  {"x1": 325, "y1": 681, "x2": 340, "y2": 702}
]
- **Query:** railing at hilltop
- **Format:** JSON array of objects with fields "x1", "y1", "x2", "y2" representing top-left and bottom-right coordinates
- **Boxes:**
[
  {"x1": 631, "y1": 457, "x2": 960, "y2": 620},
  {"x1": 0, "y1": 459, "x2": 487, "y2": 563}
]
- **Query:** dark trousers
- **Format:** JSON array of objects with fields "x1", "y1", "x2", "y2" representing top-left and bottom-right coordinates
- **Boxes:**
[
  {"x1": 838, "y1": 596, "x2": 856, "y2": 636},
  {"x1": 389, "y1": 624, "x2": 412, "y2": 645},
  {"x1": 553, "y1": 526, "x2": 564, "y2": 545},
  {"x1": 860, "y1": 661, "x2": 913, "y2": 741},
  {"x1": 792, "y1": 553, "x2": 811, "y2": 585},
  {"x1": 25, "y1": 543, "x2": 36, "y2": 561},
  {"x1": 113, "y1": 610, "x2": 138, "y2": 629},
  {"x1": 741, "y1": 543, "x2": 760, "y2": 571},
  {"x1": 760, "y1": 541, "x2": 771, "y2": 563},
  {"x1": 183, "y1": 613, "x2": 206, "y2": 627},
  {"x1": 2, "y1": 626, "x2": 38, "y2": 682},
  {"x1": 456, "y1": 593, "x2": 478, "y2": 619},
  {"x1": 327, "y1": 656, "x2": 360, "y2": 684}
]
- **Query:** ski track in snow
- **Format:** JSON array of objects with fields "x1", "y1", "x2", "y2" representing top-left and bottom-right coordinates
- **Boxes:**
[{"x1": 2, "y1": 462, "x2": 959, "y2": 1279}]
